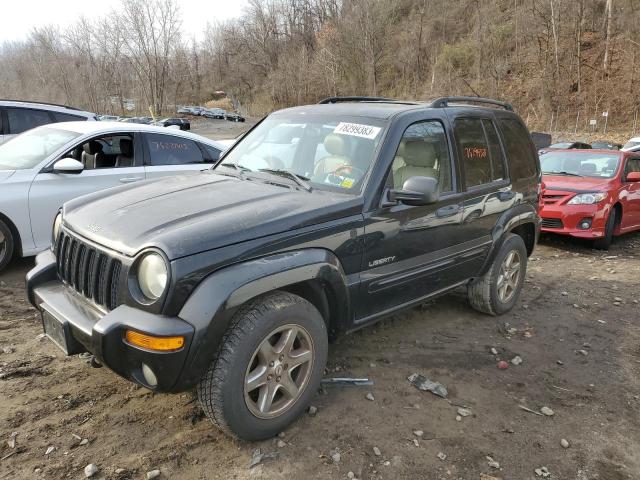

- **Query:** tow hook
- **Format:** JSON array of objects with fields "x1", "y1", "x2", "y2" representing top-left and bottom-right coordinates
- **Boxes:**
[{"x1": 89, "y1": 356, "x2": 103, "y2": 368}]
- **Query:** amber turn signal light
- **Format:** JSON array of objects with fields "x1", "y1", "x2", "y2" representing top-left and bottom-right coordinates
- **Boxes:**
[{"x1": 125, "y1": 330, "x2": 184, "y2": 351}]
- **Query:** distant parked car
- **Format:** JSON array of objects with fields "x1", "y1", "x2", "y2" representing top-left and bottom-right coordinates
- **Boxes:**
[
  {"x1": 154, "y1": 118, "x2": 190, "y2": 131},
  {"x1": 0, "y1": 121, "x2": 225, "y2": 271},
  {"x1": 539, "y1": 149, "x2": 640, "y2": 249},
  {"x1": 202, "y1": 108, "x2": 226, "y2": 119},
  {"x1": 622, "y1": 137, "x2": 640, "y2": 152},
  {"x1": 0, "y1": 100, "x2": 97, "y2": 144},
  {"x1": 225, "y1": 112, "x2": 245, "y2": 122},
  {"x1": 539, "y1": 141, "x2": 591, "y2": 155},
  {"x1": 530, "y1": 132, "x2": 552, "y2": 151},
  {"x1": 591, "y1": 141, "x2": 622, "y2": 150},
  {"x1": 98, "y1": 115, "x2": 120, "y2": 121},
  {"x1": 177, "y1": 106, "x2": 191, "y2": 114}
]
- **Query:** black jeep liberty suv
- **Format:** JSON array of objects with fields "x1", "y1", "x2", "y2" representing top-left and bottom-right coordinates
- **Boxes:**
[{"x1": 27, "y1": 96, "x2": 541, "y2": 440}]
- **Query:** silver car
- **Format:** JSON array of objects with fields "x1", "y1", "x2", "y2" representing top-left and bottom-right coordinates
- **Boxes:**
[
  {"x1": 0, "y1": 121, "x2": 226, "y2": 271},
  {"x1": 0, "y1": 100, "x2": 97, "y2": 145}
]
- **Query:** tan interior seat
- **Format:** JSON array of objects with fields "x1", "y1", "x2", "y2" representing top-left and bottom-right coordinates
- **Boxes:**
[
  {"x1": 314, "y1": 134, "x2": 350, "y2": 177},
  {"x1": 394, "y1": 141, "x2": 437, "y2": 189}
]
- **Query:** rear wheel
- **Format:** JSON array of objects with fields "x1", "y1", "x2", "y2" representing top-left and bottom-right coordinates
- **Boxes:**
[
  {"x1": 594, "y1": 208, "x2": 617, "y2": 250},
  {"x1": 197, "y1": 291, "x2": 328, "y2": 441},
  {"x1": 0, "y1": 220, "x2": 15, "y2": 272},
  {"x1": 468, "y1": 233, "x2": 527, "y2": 316}
]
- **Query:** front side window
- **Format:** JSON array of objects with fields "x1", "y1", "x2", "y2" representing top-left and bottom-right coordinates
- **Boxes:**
[
  {"x1": 540, "y1": 152, "x2": 621, "y2": 178},
  {"x1": 218, "y1": 114, "x2": 387, "y2": 193},
  {"x1": 454, "y1": 118, "x2": 504, "y2": 188},
  {"x1": 146, "y1": 134, "x2": 204, "y2": 165},
  {"x1": 0, "y1": 126, "x2": 80, "y2": 170},
  {"x1": 390, "y1": 120, "x2": 452, "y2": 192},
  {"x1": 7, "y1": 107, "x2": 52, "y2": 134}
]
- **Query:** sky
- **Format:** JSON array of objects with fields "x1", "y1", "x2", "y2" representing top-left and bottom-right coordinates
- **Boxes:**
[{"x1": 0, "y1": 0, "x2": 249, "y2": 43}]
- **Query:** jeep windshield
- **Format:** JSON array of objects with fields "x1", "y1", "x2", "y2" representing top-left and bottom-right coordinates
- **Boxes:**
[
  {"x1": 0, "y1": 127, "x2": 80, "y2": 170},
  {"x1": 216, "y1": 114, "x2": 387, "y2": 193},
  {"x1": 540, "y1": 151, "x2": 620, "y2": 178}
]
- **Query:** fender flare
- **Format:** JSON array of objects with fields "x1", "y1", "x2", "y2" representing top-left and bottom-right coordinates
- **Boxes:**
[
  {"x1": 173, "y1": 248, "x2": 350, "y2": 391},
  {"x1": 476, "y1": 204, "x2": 540, "y2": 278}
]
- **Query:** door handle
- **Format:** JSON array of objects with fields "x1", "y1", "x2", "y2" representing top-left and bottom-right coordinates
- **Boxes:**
[
  {"x1": 119, "y1": 177, "x2": 143, "y2": 183},
  {"x1": 436, "y1": 204, "x2": 461, "y2": 218}
]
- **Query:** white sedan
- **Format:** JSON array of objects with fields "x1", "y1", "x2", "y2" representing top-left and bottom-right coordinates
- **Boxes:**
[{"x1": 0, "y1": 122, "x2": 226, "y2": 271}]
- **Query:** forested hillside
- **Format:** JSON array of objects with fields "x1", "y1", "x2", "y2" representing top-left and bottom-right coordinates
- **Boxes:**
[{"x1": 1, "y1": 0, "x2": 638, "y2": 133}]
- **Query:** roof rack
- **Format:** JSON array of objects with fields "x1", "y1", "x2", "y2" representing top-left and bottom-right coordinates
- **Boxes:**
[
  {"x1": 318, "y1": 96, "x2": 418, "y2": 105},
  {"x1": 0, "y1": 99, "x2": 81, "y2": 111},
  {"x1": 430, "y1": 96, "x2": 513, "y2": 111}
]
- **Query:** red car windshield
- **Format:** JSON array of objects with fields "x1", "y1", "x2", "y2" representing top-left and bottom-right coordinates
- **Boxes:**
[{"x1": 540, "y1": 151, "x2": 620, "y2": 179}]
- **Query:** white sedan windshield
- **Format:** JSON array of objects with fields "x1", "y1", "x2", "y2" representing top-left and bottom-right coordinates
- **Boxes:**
[
  {"x1": 218, "y1": 114, "x2": 387, "y2": 192},
  {"x1": 0, "y1": 127, "x2": 80, "y2": 170}
]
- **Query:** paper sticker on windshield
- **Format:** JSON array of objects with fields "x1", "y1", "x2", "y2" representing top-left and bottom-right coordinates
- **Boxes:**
[
  {"x1": 340, "y1": 177, "x2": 355, "y2": 188},
  {"x1": 333, "y1": 122, "x2": 381, "y2": 139}
]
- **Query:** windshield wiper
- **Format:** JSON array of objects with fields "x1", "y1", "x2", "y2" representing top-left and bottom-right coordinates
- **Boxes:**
[
  {"x1": 258, "y1": 168, "x2": 313, "y2": 192},
  {"x1": 543, "y1": 170, "x2": 582, "y2": 177},
  {"x1": 217, "y1": 162, "x2": 251, "y2": 179}
]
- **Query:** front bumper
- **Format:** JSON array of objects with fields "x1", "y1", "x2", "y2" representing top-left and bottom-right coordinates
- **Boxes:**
[
  {"x1": 27, "y1": 250, "x2": 195, "y2": 392},
  {"x1": 539, "y1": 203, "x2": 609, "y2": 239}
]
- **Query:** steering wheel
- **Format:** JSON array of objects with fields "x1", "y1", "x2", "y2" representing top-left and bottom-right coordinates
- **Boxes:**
[{"x1": 331, "y1": 164, "x2": 365, "y2": 178}]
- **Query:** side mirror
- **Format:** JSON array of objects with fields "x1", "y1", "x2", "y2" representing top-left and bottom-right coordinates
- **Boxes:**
[
  {"x1": 389, "y1": 176, "x2": 439, "y2": 206},
  {"x1": 53, "y1": 158, "x2": 84, "y2": 174},
  {"x1": 627, "y1": 172, "x2": 640, "y2": 182}
]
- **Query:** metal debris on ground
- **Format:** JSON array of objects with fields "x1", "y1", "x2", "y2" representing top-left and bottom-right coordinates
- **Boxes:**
[
  {"x1": 518, "y1": 405, "x2": 544, "y2": 416},
  {"x1": 535, "y1": 466, "x2": 551, "y2": 477},
  {"x1": 407, "y1": 373, "x2": 448, "y2": 398},
  {"x1": 321, "y1": 377, "x2": 374, "y2": 386},
  {"x1": 249, "y1": 448, "x2": 279, "y2": 469}
]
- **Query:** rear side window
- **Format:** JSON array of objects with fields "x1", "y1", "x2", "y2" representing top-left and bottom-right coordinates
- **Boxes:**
[
  {"x1": 7, "y1": 108, "x2": 52, "y2": 134},
  {"x1": 454, "y1": 118, "x2": 504, "y2": 188},
  {"x1": 201, "y1": 144, "x2": 221, "y2": 162},
  {"x1": 146, "y1": 133, "x2": 204, "y2": 166},
  {"x1": 497, "y1": 117, "x2": 538, "y2": 180},
  {"x1": 52, "y1": 112, "x2": 85, "y2": 123},
  {"x1": 625, "y1": 158, "x2": 640, "y2": 177}
]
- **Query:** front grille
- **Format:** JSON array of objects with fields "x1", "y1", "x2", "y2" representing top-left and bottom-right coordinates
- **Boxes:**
[
  {"x1": 542, "y1": 194, "x2": 566, "y2": 205},
  {"x1": 541, "y1": 217, "x2": 564, "y2": 229},
  {"x1": 55, "y1": 231, "x2": 122, "y2": 311}
]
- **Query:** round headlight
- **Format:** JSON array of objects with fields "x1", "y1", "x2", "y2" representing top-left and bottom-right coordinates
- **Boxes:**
[
  {"x1": 138, "y1": 253, "x2": 168, "y2": 300},
  {"x1": 52, "y1": 213, "x2": 63, "y2": 245}
]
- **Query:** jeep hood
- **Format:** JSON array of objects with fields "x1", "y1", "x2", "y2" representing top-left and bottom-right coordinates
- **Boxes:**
[{"x1": 62, "y1": 171, "x2": 363, "y2": 259}]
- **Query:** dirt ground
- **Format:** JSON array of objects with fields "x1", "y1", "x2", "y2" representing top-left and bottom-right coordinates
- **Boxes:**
[
  {"x1": 1, "y1": 120, "x2": 640, "y2": 479},
  {"x1": 1, "y1": 231, "x2": 639, "y2": 480}
]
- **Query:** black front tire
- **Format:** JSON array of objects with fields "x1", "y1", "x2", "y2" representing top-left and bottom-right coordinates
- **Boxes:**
[
  {"x1": 197, "y1": 291, "x2": 328, "y2": 441},
  {"x1": 593, "y1": 208, "x2": 617, "y2": 250},
  {"x1": 467, "y1": 233, "x2": 528, "y2": 316},
  {"x1": 0, "y1": 220, "x2": 15, "y2": 272}
]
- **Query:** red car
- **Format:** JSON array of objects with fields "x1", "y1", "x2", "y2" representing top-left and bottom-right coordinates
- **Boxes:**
[{"x1": 539, "y1": 149, "x2": 640, "y2": 249}]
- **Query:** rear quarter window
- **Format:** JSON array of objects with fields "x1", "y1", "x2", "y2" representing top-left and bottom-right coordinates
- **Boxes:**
[
  {"x1": 52, "y1": 112, "x2": 86, "y2": 122},
  {"x1": 496, "y1": 117, "x2": 539, "y2": 180}
]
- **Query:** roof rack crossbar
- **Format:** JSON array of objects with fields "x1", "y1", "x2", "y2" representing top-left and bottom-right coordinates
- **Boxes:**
[
  {"x1": 0, "y1": 99, "x2": 81, "y2": 111},
  {"x1": 318, "y1": 96, "x2": 418, "y2": 105},
  {"x1": 430, "y1": 96, "x2": 513, "y2": 111}
]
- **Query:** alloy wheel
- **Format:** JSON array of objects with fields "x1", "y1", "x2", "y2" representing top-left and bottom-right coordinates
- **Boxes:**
[
  {"x1": 496, "y1": 250, "x2": 521, "y2": 303},
  {"x1": 244, "y1": 324, "x2": 314, "y2": 419}
]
